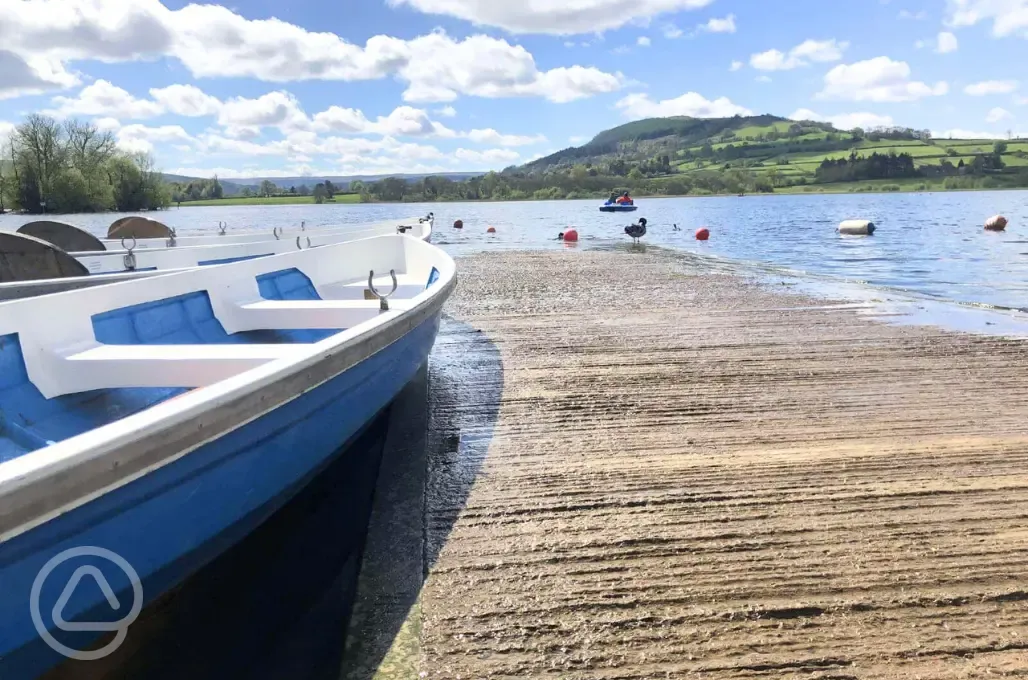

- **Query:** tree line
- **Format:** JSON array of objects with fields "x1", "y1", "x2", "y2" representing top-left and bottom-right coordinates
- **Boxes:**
[{"x1": 0, "y1": 114, "x2": 169, "y2": 214}]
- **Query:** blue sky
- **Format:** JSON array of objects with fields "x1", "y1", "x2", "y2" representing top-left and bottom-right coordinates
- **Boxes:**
[{"x1": 0, "y1": 0, "x2": 1025, "y2": 179}]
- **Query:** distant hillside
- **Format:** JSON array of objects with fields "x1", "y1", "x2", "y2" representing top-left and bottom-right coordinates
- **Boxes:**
[
  {"x1": 161, "y1": 173, "x2": 257, "y2": 196},
  {"x1": 161, "y1": 171, "x2": 482, "y2": 196},
  {"x1": 514, "y1": 113, "x2": 1027, "y2": 191}
]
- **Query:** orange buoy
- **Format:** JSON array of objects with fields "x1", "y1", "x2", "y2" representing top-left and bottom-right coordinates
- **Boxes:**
[
  {"x1": 695, "y1": 227, "x2": 710, "y2": 241},
  {"x1": 985, "y1": 215, "x2": 1008, "y2": 231},
  {"x1": 453, "y1": 219, "x2": 463, "y2": 229},
  {"x1": 486, "y1": 226, "x2": 496, "y2": 233},
  {"x1": 563, "y1": 229, "x2": 579, "y2": 242}
]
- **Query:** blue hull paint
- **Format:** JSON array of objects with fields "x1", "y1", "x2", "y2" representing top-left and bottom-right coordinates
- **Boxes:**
[
  {"x1": 0, "y1": 312, "x2": 442, "y2": 679},
  {"x1": 599, "y1": 205, "x2": 638, "y2": 212}
]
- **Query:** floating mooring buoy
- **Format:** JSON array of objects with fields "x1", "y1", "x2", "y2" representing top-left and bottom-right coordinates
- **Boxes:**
[
  {"x1": 985, "y1": 215, "x2": 1008, "y2": 231},
  {"x1": 838, "y1": 220, "x2": 875, "y2": 236}
]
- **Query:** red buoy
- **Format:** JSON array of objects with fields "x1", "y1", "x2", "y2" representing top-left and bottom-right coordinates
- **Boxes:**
[
  {"x1": 695, "y1": 227, "x2": 710, "y2": 241},
  {"x1": 453, "y1": 220, "x2": 463, "y2": 229},
  {"x1": 486, "y1": 226, "x2": 496, "y2": 233},
  {"x1": 563, "y1": 229, "x2": 579, "y2": 242}
]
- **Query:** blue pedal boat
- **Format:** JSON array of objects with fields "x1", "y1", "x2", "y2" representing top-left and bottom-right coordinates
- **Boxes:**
[
  {"x1": 598, "y1": 203, "x2": 638, "y2": 213},
  {"x1": 0, "y1": 233, "x2": 455, "y2": 678}
]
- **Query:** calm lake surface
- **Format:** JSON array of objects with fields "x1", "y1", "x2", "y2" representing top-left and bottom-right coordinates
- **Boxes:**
[{"x1": 3, "y1": 190, "x2": 1027, "y2": 334}]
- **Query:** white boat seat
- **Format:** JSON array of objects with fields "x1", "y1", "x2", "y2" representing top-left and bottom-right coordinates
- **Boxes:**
[
  {"x1": 56, "y1": 343, "x2": 305, "y2": 391},
  {"x1": 225, "y1": 299, "x2": 414, "y2": 331}
]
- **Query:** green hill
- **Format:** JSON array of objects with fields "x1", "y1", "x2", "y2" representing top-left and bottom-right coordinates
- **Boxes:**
[{"x1": 516, "y1": 114, "x2": 1028, "y2": 194}]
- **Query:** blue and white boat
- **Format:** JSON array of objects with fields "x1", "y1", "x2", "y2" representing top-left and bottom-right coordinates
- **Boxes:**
[
  {"x1": 96, "y1": 214, "x2": 434, "y2": 250},
  {"x1": 0, "y1": 232, "x2": 456, "y2": 678},
  {"x1": 0, "y1": 217, "x2": 435, "y2": 301},
  {"x1": 598, "y1": 202, "x2": 638, "y2": 213}
]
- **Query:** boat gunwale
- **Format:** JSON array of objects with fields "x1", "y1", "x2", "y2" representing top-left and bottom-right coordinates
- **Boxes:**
[
  {"x1": 87, "y1": 216, "x2": 432, "y2": 255},
  {"x1": 0, "y1": 234, "x2": 456, "y2": 544}
]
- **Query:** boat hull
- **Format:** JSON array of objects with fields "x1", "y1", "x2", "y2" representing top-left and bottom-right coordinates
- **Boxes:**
[
  {"x1": 0, "y1": 311, "x2": 443, "y2": 679},
  {"x1": 599, "y1": 205, "x2": 638, "y2": 212}
]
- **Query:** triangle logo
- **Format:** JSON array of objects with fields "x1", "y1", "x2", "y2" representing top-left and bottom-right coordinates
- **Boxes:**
[{"x1": 51, "y1": 566, "x2": 124, "y2": 633}]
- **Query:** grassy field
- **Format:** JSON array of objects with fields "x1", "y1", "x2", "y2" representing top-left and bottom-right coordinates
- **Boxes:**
[
  {"x1": 177, "y1": 194, "x2": 361, "y2": 207},
  {"x1": 674, "y1": 133, "x2": 1028, "y2": 185}
]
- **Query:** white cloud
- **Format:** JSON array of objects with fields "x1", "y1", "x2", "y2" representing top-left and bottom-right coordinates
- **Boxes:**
[
  {"x1": 964, "y1": 79, "x2": 1019, "y2": 95},
  {"x1": 790, "y1": 108, "x2": 896, "y2": 130},
  {"x1": 0, "y1": 2, "x2": 623, "y2": 105},
  {"x1": 730, "y1": 60, "x2": 743, "y2": 71},
  {"x1": 93, "y1": 117, "x2": 121, "y2": 131},
  {"x1": 0, "y1": 50, "x2": 79, "y2": 100},
  {"x1": 1016, "y1": 95, "x2": 1028, "y2": 105},
  {"x1": 615, "y1": 91, "x2": 753, "y2": 119},
  {"x1": 662, "y1": 23, "x2": 684, "y2": 38},
  {"x1": 750, "y1": 39, "x2": 849, "y2": 70},
  {"x1": 931, "y1": 128, "x2": 1025, "y2": 139},
  {"x1": 464, "y1": 129, "x2": 547, "y2": 146},
  {"x1": 218, "y1": 91, "x2": 312, "y2": 133},
  {"x1": 46, "y1": 79, "x2": 164, "y2": 119},
  {"x1": 698, "y1": 14, "x2": 736, "y2": 33},
  {"x1": 454, "y1": 147, "x2": 520, "y2": 166},
  {"x1": 899, "y1": 9, "x2": 928, "y2": 19},
  {"x1": 986, "y1": 106, "x2": 1013, "y2": 122},
  {"x1": 944, "y1": 0, "x2": 1028, "y2": 38},
  {"x1": 435, "y1": 105, "x2": 457, "y2": 117},
  {"x1": 384, "y1": 0, "x2": 715, "y2": 35},
  {"x1": 818, "y1": 57, "x2": 949, "y2": 102},
  {"x1": 399, "y1": 34, "x2": 624, "y2": 103},
  {"x1": 637, "y1": 36, "x2": 652, "y2": 46},
  {"x1": 0, "y1": 121, "x2": 15, "y2": 144},
  {"x1": 117, "y1": 123, "x2": 192, "y2": 154},
  {"x1": 936, "y1": 31, "x2": 959, "y2": 52},
  {"x1": 149, "y1": 84, "x2": 221, "y2": 117}
]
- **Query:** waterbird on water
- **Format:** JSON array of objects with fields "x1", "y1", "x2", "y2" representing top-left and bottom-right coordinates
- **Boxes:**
[{"x1": 625, "y1": 218, "x2": 648, "y2": 243}]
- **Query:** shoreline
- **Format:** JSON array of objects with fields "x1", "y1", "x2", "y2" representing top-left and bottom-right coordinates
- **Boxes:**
[
  {"x1": 348, "y1": 247, "x2": 1028, "y2": 678},
  {"x1": 5, "y1": 183, "x2": 1023, "y2": 216}
]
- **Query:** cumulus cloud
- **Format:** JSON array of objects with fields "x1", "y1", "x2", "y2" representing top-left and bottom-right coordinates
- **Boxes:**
[
  {"x1": 397, "y1": 34, "x2": 624, "y2": 103},
  {"x1": 0, "y1": 50, "x2": 79, "y2": 100},
  {"x1": 750, "y1": 39, "x2": 848, "y2": 71},
  {"x1": 149, "y1": 84, "x2": 222, "y2": 117},
  {"x1": 117, "y1": 123, "x2": 193, "y2": 154},
  {"x1": 818, "y1": 57, "x2": 949, "y2": 102},
  {"x1": 729, "y1": 60, "x2": 743, "y2": 71},
  {"x1": 932, "y1": 128, "x2": 1026, "y2": 139},
  {"x1": 615, "y1": 92, "x2": 753, "y2": 119},
  {"x1": 0, "y1": 2, "x2": 625, "y2": 104},
  {"x1": 384, "y1": 0, "x2": 715, "y2": 35},
  {"x1": 637, "y1": 36, "x2": 652, "y2": 46},
  {"x1": 986, "y1": 106, "x2": 1013, "y2": 122},
  {"x1": 936, "y1": 31, "x2": 959, "y2": 52},
  {"x1": 46, "y1": 79, "x2": 164, "y2": 119},
  {"x1": 217, "y1": 91, "x2": 312, "y2": 133},
  {"x1": 464, "y1": 129, "x2": 547, "y2": 146},
  {"x1": 698, "y1": 15, "x2": 736, "y2": 33},
  {"x1": 789, "y1": 108, "x2": 896, "y2": 130},
  {"x1": 454, "y1": 147, "x2": 520, "y2": 166},
  {"x1": 964, "y1": 79, "x2": 1019, "y2": 95},
  {"x1": 944, "y1": 0, "x2": 1028, "y2": 38},
  {"x1": 435, "y1": 105, "x2": 457, "y2": 117}
]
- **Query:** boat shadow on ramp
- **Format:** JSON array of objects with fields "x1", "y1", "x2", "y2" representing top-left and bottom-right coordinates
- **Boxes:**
[{"x1": 339, "y1": 314, "x2": 503, "y2": 679}]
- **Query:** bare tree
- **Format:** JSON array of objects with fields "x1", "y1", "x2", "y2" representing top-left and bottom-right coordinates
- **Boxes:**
[{"x1": 15, "y1": 114, "x2": 66, "y2": 212}]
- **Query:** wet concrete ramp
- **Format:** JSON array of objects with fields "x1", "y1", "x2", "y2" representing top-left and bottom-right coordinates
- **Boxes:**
[{"x1": 362, "y1": 248, "x2": 1028, "y2": 680}]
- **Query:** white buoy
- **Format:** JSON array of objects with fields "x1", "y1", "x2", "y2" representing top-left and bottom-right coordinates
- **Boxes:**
[{"x1": 838, "y1": 219, "x2": 875, "y2": 236}]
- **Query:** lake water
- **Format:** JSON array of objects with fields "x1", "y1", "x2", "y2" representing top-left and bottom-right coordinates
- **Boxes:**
[{"x1": 3, "y1": 190, "x2": 1027, "y2": 335}]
